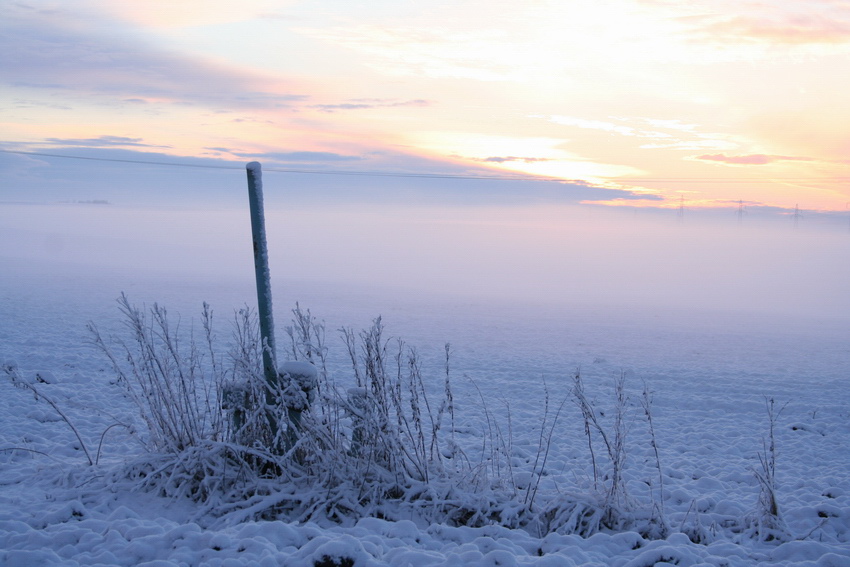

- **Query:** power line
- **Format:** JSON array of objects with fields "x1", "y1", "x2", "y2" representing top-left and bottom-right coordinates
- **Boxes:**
[
  {"x1": 0, "y1": 149, "x2": 563, "y2": 182},
  {"x1": 263, "y1": 167, "x2": 543, "y2": 181},
  {"x1": 619, "y1": 178, "x2": 850, "y2": 183},
  {"x1": 2, "y1": 148, "x2": 849, "y2": 184},
  {"x1": 2, "y1": 149, "x2": 239, "y2": 171}
]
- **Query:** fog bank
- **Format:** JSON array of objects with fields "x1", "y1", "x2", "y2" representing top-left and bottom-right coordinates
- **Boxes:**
[{"x1": 3, "y1": 202, "x2": 848, "y2": 323}]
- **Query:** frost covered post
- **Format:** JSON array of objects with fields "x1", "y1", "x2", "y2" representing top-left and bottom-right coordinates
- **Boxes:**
[{"x1": 246, "y1": 162, "x2": 280, "y2": 442}]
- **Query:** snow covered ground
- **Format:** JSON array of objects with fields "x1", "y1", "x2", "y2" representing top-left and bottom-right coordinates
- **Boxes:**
[
  {"x1": 2, "y1": 193, "x2": 850, "y2": 567},
  {"x1": 2, "y1": 255, "x2": 848, "y2": 567}
]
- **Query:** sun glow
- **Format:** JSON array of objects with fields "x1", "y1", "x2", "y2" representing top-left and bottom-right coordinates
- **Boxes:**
[{"x1": 413, "y1": 132, "x2": 644, "y2": 182}]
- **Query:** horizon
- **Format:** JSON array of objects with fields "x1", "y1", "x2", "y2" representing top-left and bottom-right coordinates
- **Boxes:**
[{"x1": 3, "y1": 167, "x2": 849, "y2": 325}]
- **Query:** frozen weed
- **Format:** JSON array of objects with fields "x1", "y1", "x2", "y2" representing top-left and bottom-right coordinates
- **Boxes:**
[
  {"x1": 571, "y1": 369, "x2": 632, "y2": 529},
  {"x1": 745, "y1": 396, "x2": 793, "y2": 542},
  {"x1": 89, "y1": 294, "x2": 225, "y2": 453}
]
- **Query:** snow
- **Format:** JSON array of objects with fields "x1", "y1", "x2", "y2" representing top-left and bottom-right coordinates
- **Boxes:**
[
  {"x1": 1, "y1": 264, "x2": 849, "y2": 566},
  {"x1": 280, "y1": 361, "x2": 318, "y2": 378}
]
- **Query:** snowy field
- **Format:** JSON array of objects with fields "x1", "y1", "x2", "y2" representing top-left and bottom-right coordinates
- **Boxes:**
[{"x1": 2, "y1": 202, "x2": 850, "y2": 566}]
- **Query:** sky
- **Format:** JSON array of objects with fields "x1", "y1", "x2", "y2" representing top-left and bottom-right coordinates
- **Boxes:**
[
  {"x1": 2, "y1": 1, "x2": 850, "y2": 321},
  {"x1": 2, "y1": 0, "x2": 850, "y2": 213}
]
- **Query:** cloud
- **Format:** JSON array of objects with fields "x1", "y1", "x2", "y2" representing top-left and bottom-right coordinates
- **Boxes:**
[
  {"x1": 543, "y1": 115, "x2": 740, "y2": 153},
  {"x1": 640, "y1": 140, "x2": 738, "y2": 151},
  {"x1": 543, "y1": 115, "x2": 712, "y2": 141},
  {"x1": 93, "y1": 0, "x2": 299, "y2": 29},
  {"x1": 636, "y1": 117, "x2": 699, "y2": 133},
  {"x1": 547, "y1": 115, "x2": 642, "y2": 137},
  {"x1": 477, "y1": 156, "x2": 554, "y2": 164},
  {"x1": 699, "y1": 14, "x2": 850, "y2": 45},
  {"x1": 11, "y1": 98, "x2": 73, "y2": 111},
  {"x1": 311, "y1": 99, "x2": 431, "y2": 112},
  {"x1": 580, "y1": 195, "x2": 666, "y2": 208},
  {"x1": 42, "y1": 136, "x2": 171, "y2": 149},
  {"x1": 230, "y1": 117, "x2": 275, "y2": 124},
  {"x1": 233, "y1": 151, "x2": 362, "y2": 163},
  {"x1": 694, "y1": 153, "x2": 816, "y2": 165},
  {"x1": 299, "y1": 24, "x2": 522, "y2": 81},
  {"x1": 0, "y1": 7, "x2": 306, "y2": 110}
]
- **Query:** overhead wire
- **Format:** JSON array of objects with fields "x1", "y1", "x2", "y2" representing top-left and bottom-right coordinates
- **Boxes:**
[
  {"x1": 0, "y1": 149, "x2": 564, "y2": 182},
  {"x1": 1, "y1": 148, "x2": 848, "y2": 184}
]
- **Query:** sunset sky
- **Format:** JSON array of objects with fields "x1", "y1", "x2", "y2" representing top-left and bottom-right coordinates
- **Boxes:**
[{"x1": 3, "y1": 0, "x2": 850, "y2": 214}]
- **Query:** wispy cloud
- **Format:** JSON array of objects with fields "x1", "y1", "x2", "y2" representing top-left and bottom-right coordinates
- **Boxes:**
[
  {"x1": 233, "y1": 151, "x2": 362, "y2": 163},
  {"x1": 546, "y1": 116, "x2": 647, "y2": 137},
  {"x1": 42, "y1": 136, "x2": 171, "y2": 149},
  {"x1": 311, "y1": 99, "x2": 431, "y2": 112},
  {"x1": 640, "y1": 140, "x2": 739, "y2": 151},
  {"x1": 697, "y1": 14, "x2": 850, "y2": 46},
  {"x1": 543, "y1": 115, "x2": 722, "y2": 141},
  {"x1": 299, "y1": 24, "x2": 524, "y2": 81},
  {"x1": 476, "y1": 156, "x2": 554, "y2": 164},
  {"x1": 94, "y1": 0, "x2": 299, "y2": 29},
  {"x1": 694, "y1": 153, "x2": 816, "y2": 165},
  {"x1": 12, "y1": 98, "x2": 73, "y2": 111},
  {"x1": 1, "y1": 7, "x2": 306, "y2": 110},
  {"x1": 543, "y1": 115, "x2": 737, "y2": 152}
]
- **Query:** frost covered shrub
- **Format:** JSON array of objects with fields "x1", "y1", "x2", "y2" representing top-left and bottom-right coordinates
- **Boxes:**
[
  {"x1": 339, "y1": 317, "x2": 454, "y2": 484},
  {"x1": 89, "y1": 294, "x2": 227, "y2": 453},
  {"x1": 90, "y1": 298, "x2": 472, "y2": 524},
  {"x1": 272, "y1": 309, "x2": 467, "y2": 521},
  {"x1": 88, "y1": 299, "x2": 678, "y2": 537},
  {"x1": 88, "y1": 296, "x2": 304, "y2": 504},
  {"x1": 203, "y1": 306, "x2": 493, "y2": 526}
]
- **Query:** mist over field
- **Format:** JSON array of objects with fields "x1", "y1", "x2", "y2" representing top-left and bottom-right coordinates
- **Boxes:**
[{"x1": 3, "y1": 195, "x2": 848, "y2": 325}]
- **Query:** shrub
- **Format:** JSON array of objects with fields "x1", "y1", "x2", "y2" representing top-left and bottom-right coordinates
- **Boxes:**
[
  {"x1": 89, "y1": 298, "x2": 472, "y2": 525},
  {"x1": 14, "y1": 295, "x2": 819, "y2": 547},
  {"x1": 89, "y1": 294, "x2": 227, "y2": 452},
  {"x1": 87, "y1": 298, "x2": 671, "y2": 533}
]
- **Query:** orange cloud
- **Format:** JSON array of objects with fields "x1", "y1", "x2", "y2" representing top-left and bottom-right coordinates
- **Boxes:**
[
  {"x1": 93, "y1": 0, "x2": 296, "y2": 29},
  {"x1": 693, "y1": 154, "x2": 815, "y2": 165},
  {"x1": 698, "y1": 14, "x2": 850, "y2": 46}
]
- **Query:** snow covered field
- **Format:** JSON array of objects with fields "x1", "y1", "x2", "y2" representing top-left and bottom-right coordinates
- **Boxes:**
[{"x1": 2, "y1": 202, "x2": 849, "y2": 566}]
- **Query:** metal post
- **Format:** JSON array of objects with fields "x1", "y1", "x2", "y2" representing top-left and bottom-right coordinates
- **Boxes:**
[{"x1": 246, "y1": 162, "x2": 280, "y2": 445}]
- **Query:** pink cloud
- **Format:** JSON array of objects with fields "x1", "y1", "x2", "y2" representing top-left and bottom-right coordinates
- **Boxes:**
[
  {"x1": 694, "y1": 153, "x2": 815, "y2": 165},
  {"x1": 311, "y1": 99, "x2": 431, "y2": 113},
  {"x1": 476, "y1": 156, "x2": 554, "y2": 164},
  {"x1": 698, "y1": 14, "x2": 850, "y2": 45}
]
